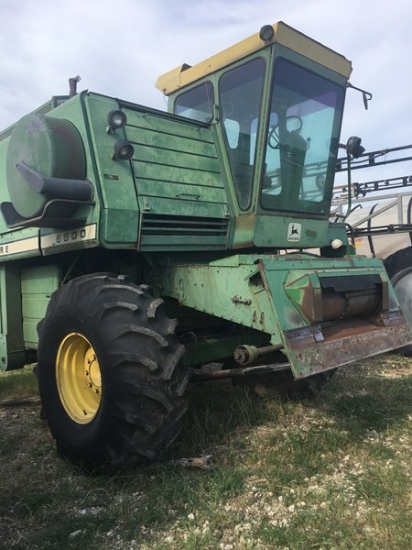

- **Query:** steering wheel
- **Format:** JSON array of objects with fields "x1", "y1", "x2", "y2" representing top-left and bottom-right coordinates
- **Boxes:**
[{"x1": 268, "y1": 115, "x2": 303, "y2": 149}]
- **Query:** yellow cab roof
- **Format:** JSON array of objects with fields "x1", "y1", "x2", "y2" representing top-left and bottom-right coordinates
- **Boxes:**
[{"x1": 155, "y1": 22, "x2": 352, "y2": 96}]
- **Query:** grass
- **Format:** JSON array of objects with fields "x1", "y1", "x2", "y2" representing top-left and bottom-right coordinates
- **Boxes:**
[
  {"x1": 1, "y1": 355, "x2": 412, "y2": 549},
  {"x1": 0, "y1": 364, "x2": 38, "y2": 400}
]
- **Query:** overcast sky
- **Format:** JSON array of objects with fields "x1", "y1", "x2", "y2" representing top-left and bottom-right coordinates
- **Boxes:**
[{"x1": 0, "y1": 0, "x2": 410, "y2": 183}]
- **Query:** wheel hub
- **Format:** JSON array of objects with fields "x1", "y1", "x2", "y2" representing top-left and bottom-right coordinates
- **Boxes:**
[
  {"x1": 85, "y1": 348, "x2": 102, "y2": 389},
  {"x1": 56, "y1": 332, "x2": 102, "y2": 424}
]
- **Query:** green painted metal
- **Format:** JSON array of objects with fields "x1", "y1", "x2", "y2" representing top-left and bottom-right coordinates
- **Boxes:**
[
  {"x1": 154, "y1": 253, "x2": 412, "y2": 377},
  {"x1": 21, "y1": 265, "x2": 61, "y2": 350},
  {"x1": 6, "y1": 114, "x2": 86, "y2": 218},
  {"x1": 120, "y1": 101, "x2": 231, "y2": 251},
  {"x1": 0, "y1": 265, "x2": 25, "y2": 371}
]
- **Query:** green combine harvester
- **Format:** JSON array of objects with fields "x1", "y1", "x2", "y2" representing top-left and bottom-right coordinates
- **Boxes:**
[{"x1": 0, "y1": 22, "x2": 410, "y2": 471}]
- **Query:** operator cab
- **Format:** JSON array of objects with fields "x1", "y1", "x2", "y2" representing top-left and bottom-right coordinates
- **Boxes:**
[{"x1": 156, "y1": 22, "x2": 352, "y2": 249}]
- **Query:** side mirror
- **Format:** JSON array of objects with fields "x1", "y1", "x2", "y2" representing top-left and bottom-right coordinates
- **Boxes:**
[
  {"x1": 347, "y1": 82, "x2": 373, "y2": 110},
  {"x1": 362, "y1": 91, "x2": 370, "y2": 110}
]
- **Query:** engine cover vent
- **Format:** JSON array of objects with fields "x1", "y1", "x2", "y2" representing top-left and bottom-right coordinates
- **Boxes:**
[{"x1": 140, "y1": 214, "x2": 229, "y2": 250}]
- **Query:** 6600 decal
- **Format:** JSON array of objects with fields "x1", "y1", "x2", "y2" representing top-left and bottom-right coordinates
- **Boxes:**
[
  {"x1": 41, "y1": 224, "x2": 97, "y2": 250},
  {"x1": 55, "y1": 229, "x2": 87, "y2": 244}
]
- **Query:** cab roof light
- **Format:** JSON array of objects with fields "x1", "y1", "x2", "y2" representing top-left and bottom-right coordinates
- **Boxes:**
[{"x1": 259, "y1": 25, "x2": 275, "y2": 43}]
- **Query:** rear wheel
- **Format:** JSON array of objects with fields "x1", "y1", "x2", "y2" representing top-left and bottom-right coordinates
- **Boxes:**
[
  {"x1": 384, "y1": 247, "x2": 412, "y2": 355},
  {"x1": 37, "y1": 274, "x2": 189, "y2": 472}
]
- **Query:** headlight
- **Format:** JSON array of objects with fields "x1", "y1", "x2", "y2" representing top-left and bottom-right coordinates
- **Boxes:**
[
  {"x1": 112, "y1": 140, "x2": 134, "y2": 161},
  {"x1": 107, "y1": 110, "x2": 127, "y2": 132}
]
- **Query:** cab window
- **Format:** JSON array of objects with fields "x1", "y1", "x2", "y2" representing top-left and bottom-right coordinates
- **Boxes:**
[{"x1": 174, "y1": 82, "x2": 214, "y2": 123}]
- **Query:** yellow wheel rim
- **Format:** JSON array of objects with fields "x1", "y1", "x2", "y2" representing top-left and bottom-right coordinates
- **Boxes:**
[{"x1": 56, "y1": 332, "x2": 102, "y2": 424}]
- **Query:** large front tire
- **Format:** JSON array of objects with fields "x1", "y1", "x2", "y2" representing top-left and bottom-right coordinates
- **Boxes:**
[{"x1": 37, "y1": 274, "x2": 189, "y2": 471}]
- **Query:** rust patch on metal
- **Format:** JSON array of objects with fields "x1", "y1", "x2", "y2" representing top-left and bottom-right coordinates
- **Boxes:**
[{"x1": 285, "y1": 317, "x2": 412, "y2": 378}]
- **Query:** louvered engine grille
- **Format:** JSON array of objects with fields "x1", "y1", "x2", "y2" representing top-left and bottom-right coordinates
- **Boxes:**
[{"x1": 141, "y1": 214, "x2": 229, "y2": 237}]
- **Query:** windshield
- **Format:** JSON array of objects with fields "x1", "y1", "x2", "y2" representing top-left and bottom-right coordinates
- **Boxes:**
[{"x1": 261, "y1": 59, "x2": 345, "y2": 216}]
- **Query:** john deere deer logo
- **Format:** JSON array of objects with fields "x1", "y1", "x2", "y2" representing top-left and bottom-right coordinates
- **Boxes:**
[{"x1": 287, "y1": 223, "x2": 301, "y2": 242}]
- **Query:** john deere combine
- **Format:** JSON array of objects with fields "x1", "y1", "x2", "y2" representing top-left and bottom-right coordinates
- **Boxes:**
[{"x1": 0, "y1": 22, "x2": 410, "y2": 470}]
